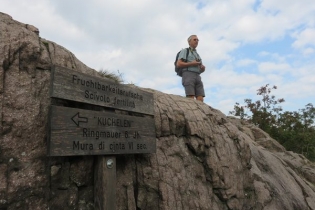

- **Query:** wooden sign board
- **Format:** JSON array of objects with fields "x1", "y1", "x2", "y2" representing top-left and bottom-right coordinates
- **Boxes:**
[
  {"x1": 50, "y1": 66, "x2": 154, "y2": 115},
  {"x1": 48, "y1": 105, "x2": 156, "y2": 156}
]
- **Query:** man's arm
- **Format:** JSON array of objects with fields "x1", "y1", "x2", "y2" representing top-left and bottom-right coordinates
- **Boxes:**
[
  {"x1": 176, "y1": 59, "x2": 201, "y2": 68},
  {"x1": 177, "y1": 59, "x2": 206, "y2": 73}
]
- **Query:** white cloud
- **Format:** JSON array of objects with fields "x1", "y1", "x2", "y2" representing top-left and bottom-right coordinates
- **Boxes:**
[
  {"x1": 302, "y1": 47, "x2": 315, "y2": 55},
  {"x1": 1, "y1": 0, "x2": 314, "y2": 116},
  {"x1": 258, "y1": 62, "x2": 292, "y2": 74},
  {"x1": 236, "y1": 59, "x2": 257, "y2": 67},
  {"x1": 206, "y1": 68, "x2": 264, "y2": 89},
  {"x1": 292, "y1": 28, "x2": 315, "y2": 49}
]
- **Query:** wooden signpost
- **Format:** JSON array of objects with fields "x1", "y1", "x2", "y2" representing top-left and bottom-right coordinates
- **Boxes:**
[
  {"x1": 49, "y1": 66, "x2": 156, "y2": 210},
  {"x1": 50, "y1": 66, "x2": 154, "y2": 115},
  {"x1": 49, "y1": 105, "x2": 155, "y2": 156}
]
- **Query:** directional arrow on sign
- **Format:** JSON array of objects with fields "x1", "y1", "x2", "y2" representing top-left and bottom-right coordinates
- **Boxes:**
[{"x1": 71, "y1": 112, "x2": 88, "y2": 127}]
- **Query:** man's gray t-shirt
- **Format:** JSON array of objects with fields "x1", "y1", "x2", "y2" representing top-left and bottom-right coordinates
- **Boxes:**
[{"x1": 178, "y1": 48, "x2": 202, "y2": 73}]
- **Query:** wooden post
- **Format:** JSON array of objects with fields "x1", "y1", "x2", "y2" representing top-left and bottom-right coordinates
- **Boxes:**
[
  {"x1": 94, "y1": 156, "x2": 116, "y2": 210},
  {"x1": 49, "y1": 66, "x2": 156, "y2": 209}
]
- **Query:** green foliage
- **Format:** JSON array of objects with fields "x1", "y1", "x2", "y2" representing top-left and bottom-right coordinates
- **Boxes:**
[{"x1": 229, "y1": 84, "x2": 315, "y2": 161}]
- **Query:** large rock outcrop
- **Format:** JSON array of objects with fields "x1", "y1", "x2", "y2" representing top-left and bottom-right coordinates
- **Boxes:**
[{"x1": 1, "y1": 12, "x2": 315, "y2": 210}]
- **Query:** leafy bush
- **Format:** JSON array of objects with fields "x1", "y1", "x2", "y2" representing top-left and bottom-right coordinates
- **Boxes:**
[{"x1": 229, "y1": 84, "x2": 315, "y2": 161}]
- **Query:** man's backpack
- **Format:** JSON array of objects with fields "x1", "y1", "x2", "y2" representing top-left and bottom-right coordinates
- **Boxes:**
[{"x1": 174, "y1": 48, "x2": 189, "y2": 77}]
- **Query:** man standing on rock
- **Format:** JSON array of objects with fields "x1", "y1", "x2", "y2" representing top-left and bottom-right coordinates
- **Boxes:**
[{"x1": 176, "y1": 35, "x2": 206, "y2": 102}]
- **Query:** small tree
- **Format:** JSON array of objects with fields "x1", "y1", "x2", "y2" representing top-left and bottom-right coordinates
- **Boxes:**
[
  {"x1": 230, "y1": 84, "x2": 315, "y2": 161},
  {"x1": 276, "y1": 105, "x2": 315, "y2": 160},
  {"x1": 229, "y1": 84, "x2": 284, "y2": 132}
]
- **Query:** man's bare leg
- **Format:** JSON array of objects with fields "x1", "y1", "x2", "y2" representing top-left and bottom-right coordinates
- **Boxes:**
[
  {"x1": 196, "y1": 96, "x2": 204, "y2": 102},
  {"x1": 186, "y1": 95, "x2": 195, "y2": 99}
]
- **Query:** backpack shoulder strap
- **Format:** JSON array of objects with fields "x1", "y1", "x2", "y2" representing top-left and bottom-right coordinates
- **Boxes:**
[
  {"x1": 185, "y1": 48, "x2": 189, "y2": 60},
  {"x1": 184, "y1": 48, "x2": 190, "y2": 71}
]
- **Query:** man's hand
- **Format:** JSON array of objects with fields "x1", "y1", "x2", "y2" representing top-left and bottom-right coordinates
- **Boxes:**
[
  {"x1": 191, "y1": 60, "x2": 201, "y2": 66},
  {"x1": 199, "y1": 64, "x2": 205, "y2": 73}
]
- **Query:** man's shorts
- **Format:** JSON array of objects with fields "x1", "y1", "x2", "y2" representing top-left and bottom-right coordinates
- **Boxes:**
[{"x1": 182, "y1": 71, "x2": 205, "y2": 97}]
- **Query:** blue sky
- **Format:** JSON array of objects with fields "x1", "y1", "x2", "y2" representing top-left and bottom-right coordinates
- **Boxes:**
[{"x1": 1, "y1": 0, "x2": 314, "y2": 115}]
